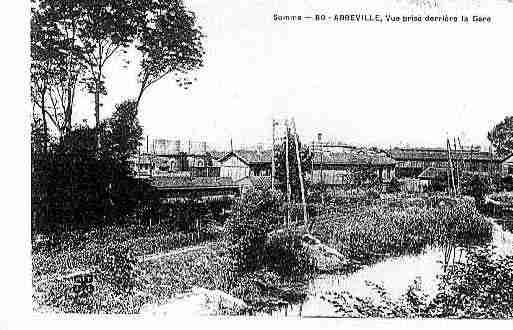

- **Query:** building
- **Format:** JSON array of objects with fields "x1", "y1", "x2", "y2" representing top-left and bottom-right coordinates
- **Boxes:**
[
  {"x1": 129, "y1": 138, "x2": 219, "y2": 178},
  {"x1": 147, "y1": 176, "x2": 239, "y2": 202},
  {"x1": 236, "y1": 175, "x2": 272, "y2": 194},
  {"x1": 311, "y1": 151, "x2": 397, "y2": 186},
  {"x1": 217, "y1": 149, "x2": 273, "y2": 181},
  {"x1": 216, "y1": 146, "x2": 396, "y2": 187},
  {"x1": 502, "y1": 154, "x2": 513, "y2": 175},
  {"x1": 388, "y1": 147, "x2": 504, "y2": 178}
]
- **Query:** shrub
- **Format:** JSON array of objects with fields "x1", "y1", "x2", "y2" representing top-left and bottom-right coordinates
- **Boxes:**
[
  {"x1": 95, "y1": 246, "x2": 137, "y2": 295},
  {"x1": 322, "y1": 247, "x2": 513, "y2": 318},
  {"x1": 225, "y1": 215, "x2": 268, "y2": 274},
  {"x1": 386, "y1": 177, "x2": 402, "y2": 193},
  {"x1": 265, "y1": 229, "x2": 314, "y2": 278},
  {"x1": 461, "y1": 174, "x2": 490, "y2": 208},
  {"x1": 225, "y1": 189, "x2": 284, "y2": 274},
  {"x1": 427, "y1": 247, "x2": 513, "y2": 318}
]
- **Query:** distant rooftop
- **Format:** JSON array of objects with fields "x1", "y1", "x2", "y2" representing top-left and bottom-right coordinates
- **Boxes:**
[
  {"x1": 388, "y1": 147, "x2": 502, "y2": 161},
  {"x1": 148, "y1": 176, "x2": 237, "y2": 190}
]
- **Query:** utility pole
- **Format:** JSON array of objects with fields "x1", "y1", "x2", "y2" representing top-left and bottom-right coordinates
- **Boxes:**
[
  {"x1": 319, "y1": 133, "x2": 325, "y2": 205},
  {"x1": 446, "y1": 138, "x2": 456, "y2": 196},
  {"x1": 453, "y1": 137, "x2": 460, "y2": 195},
  {"x1": 457, "y1": 137, "x2": 465, "y2": 172},
  {"x1": 285, "y1": 119, "x2": 292, "y2": 226},
  {"x1": 292, "y1": 118, "x2": 308, "y2": 226},
  {"x1": 271, "y1": 119, "x2": 276, "y2": 190}
]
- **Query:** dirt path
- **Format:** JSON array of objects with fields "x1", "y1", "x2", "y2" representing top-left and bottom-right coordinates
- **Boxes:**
[{"x1": 136, "y1": 242, "x2": 211, "y2": 262}]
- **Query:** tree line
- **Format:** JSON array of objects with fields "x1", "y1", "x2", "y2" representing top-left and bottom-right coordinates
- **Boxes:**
[{"x1": 31, "y1": 0, "x2": 205, "y2": 234}]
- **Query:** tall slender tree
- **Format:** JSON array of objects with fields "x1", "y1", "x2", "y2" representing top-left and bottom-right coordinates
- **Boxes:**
[{"x1": 135, "y1": 0, "x2": 205, "y2": 111}]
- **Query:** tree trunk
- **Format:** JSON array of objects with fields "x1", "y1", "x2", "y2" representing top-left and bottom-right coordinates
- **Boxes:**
[
  {"x1": 135, "y1": 75, "x2": 148, "y2": 114},
  {"x1": 64, "y1": 87, "x2": 73, "y2": 136},
  {"x1": 40, "y1": 90, "x2": 48, "y2": 154},
  {"x1": 94, "y1": 72, "x2": 101, "y2": 151}
]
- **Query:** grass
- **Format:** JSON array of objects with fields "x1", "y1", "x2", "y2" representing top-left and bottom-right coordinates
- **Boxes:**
[
  {"x1": 33, "y1": 225, "x2": 218, "y2": 279},
  {"x1": 311, "y1": 197, "x2": 493, "y2": 264},
  {"x1": 33, "y1": 241, "x2": 230, "y2": 313}
]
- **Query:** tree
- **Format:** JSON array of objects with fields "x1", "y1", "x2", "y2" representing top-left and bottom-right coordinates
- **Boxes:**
[
  {"x1": 274, "y1": 127, "x2": 313, "y2": 202},
  {"x1": 102, "y1": 100, "x2": 143, "y2": 163},
  {"x1": 33, "y1": 0, "x2": 205, "y2": 146},
  {"x1": 135, "y1": 0, "x2": 204, "y2": 110},
  {"x1": 31, "y1": 1, "x2": 86, "y2": 139},
  {"x1": 487, "y1": 115, "x2": 513, "y2": 158},
  {"x1": 32, "y1": 100, "x2": 144, "y2": 233},
  {"x1": 70, "y1": 0, "x2": 148, "y2": 145}
]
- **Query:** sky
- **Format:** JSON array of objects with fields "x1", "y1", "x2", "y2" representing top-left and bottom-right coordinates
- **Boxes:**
[{"x1": 70, "y1": 0, "x2": 513, "y2": 151}]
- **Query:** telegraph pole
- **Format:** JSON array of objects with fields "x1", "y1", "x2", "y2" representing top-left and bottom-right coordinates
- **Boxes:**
[
  {"x1": 447, "y1": 138, "x2": 456, "y2": 196},
  {"x1": 271, "y1": 119, "x2": 276, "y2": 190},
  {"x1": 453, "y1": 137, "x2": 460, "y2": 195},
  {"x1": 292, "y1": 118, "x2": 308, "y2": 225},
  {"x1": 285, "y1": 119, "x2": 292, "y2": 225}
]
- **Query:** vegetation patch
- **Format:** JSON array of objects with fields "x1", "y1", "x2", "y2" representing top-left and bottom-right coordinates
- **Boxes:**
[
  {"x1": 322, "y1": 246, "x2": 513, "y2": 318},
  {"x1": 311, "y1": 197, "x2": 493, "y2": 265}
]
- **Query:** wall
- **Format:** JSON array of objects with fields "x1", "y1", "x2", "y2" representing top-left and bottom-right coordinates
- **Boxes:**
[{"x1": 219, "y1": 155, "x2": 250, "y2": 181}]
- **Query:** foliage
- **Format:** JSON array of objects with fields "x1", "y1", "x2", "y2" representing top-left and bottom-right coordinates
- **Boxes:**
[
  {"x1": 32, "y1": 226, "x2": 213, "y2": 278},
  {"x1": 323, "y1": 247, "x2": 513, "y2": 318},
  {"x1": 102, "y1": 100, "x2": 144, "y2": 162},
  {"x1": 31, "y1": 0, "x2": 205, "y2": 135},
  {"x1": 224, "y1": 188, "x2": 285, "y2": 274},
  {"x1": 387, "y1": 177, "x2": 402, "y2": 193},
  {"x1": 225, "y1": 215, "x2": 268, "y2": 274},
  {"x1": 31, "y1": 100, "x2": 143, "y2": 234},
  {"x1": 487, "y1": 115, "x2": 513, "y2": 158},
  {"x1": 135, "y1": 0, "x2": 204, "y2": 107},
  {"x1": 265, "y1": 229, "x2": 314, "y2": 278},
  {"x1": 312, "y1": 198, "x2": 493, "y2": 264},
  {"x1": 95, "y1": 246, "x2": 137, "y2": 295},
  {"x1": 461, "y1": 174, "x2": 489, "y2": 207},
  {"x1": 274, "y1": 128, "x2": 313, "y2": 201}
]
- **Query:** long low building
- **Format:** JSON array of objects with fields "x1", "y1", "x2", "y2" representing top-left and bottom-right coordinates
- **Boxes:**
[
  {"x1": 387, "y1": 147, "x2": 506, "y2": 178},
  {"x1": 214, "y1": 147, "x2": 397, "y2": 185},
  {"x1": 146, "y1": 176, "x2": 240, "y2": 201}
]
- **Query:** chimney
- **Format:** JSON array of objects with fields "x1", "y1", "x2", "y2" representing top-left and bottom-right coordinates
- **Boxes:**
[
  {"x1": 317, "y1": 133, "x2": 323, "y2": 144},
  {"x1": 256, "y1": 142, "x2": 264, "y2": 153}
]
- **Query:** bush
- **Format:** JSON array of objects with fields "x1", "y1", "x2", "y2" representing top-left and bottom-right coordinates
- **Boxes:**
[
  {"x1": 322, "y1": 247, "x2": 513, "y2": 318},
  {"x1": 461, "y1": 174, "x2": 490, "y2": 208},
  {"x1": 427, "y1": 247, "x2": 513, "y2": 318},
  {"x1": 225, "y1": 189, "x2": 285, "y2": 274},
  {"x1": 265, "y1": 229, "x2": 314, "y2": 278},
  {"x1": 95, "y1": 246, "x2": 137, "y2": 295},
  {"x1": 386, "y1": 177, "x2": 402, "y2": 193}
]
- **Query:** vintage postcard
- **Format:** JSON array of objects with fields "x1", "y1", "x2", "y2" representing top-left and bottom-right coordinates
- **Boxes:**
[{"x1": 14, "y1": 0, "x2": 513, "y2": 327}]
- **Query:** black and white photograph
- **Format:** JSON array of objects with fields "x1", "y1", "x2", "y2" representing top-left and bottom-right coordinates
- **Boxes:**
[{"x1": 4, "y1": 0, "x2": 513, "y2": 327}]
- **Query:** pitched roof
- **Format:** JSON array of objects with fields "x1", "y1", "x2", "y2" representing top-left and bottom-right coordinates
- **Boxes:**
[
  {"x1": 219, "y1": 150, "x2": 273, "y2": 164},
  {"x1": 418, "y1": 167, "x2": 449, "y2": 180},
  {"x1": 388, "y1": 148, "x2": 502, "y2": 162},
  {"x1": 148, "y1": 176, "x2": 236, "y2": 190},
  {"x1": 207, "y1": 151, "x2": 229, "y2": 160},
  {"x1": 313, "y1": 151, "x2": 396, "y2": 166},
  {"x1": 219, "y1": 149, "x2": 395, "y2": 166},
  {"x1": 237, "y1": 176, "x2": 272, "y2": 191}
]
